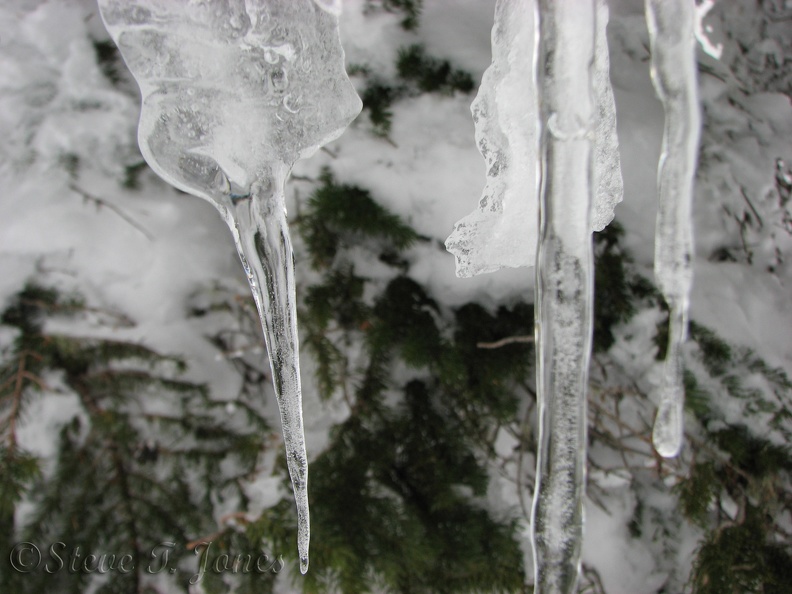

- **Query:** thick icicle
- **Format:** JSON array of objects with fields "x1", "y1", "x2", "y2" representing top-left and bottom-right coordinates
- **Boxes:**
[
  {"x1": 645, "y1": 0, "x2": 700, "y2": 459},
  {"x1": 445, "y1": 0, "x2": 621, "y2": 276},
  {"x1": 530, "y1": 2, "x2": 596, "y2": 593},
  {"x1": 97, "y1": 0, "x2": 362, "y2": 573}
]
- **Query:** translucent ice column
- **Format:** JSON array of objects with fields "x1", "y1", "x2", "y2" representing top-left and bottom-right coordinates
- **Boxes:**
[
  {"x1": 98, "y1": 0, "x2": 362, "y2": 573},
  {"x1": 445, "y1": 0, "x2": 619, "y2": 591},
  {"x1": 531, "y1": 2, "x2": 596, "y2": 592},
  {"x1": 445, "y1": 0, "x2": 621, "y2": 277},
  {"x1": 645, "y1": 0, "x2": 700, "y2": 459}
]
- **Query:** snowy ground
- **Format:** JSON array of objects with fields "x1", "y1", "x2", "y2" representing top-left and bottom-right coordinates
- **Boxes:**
[{"x1": 1, "y1": 0, "x2": 790, "y2": 592}]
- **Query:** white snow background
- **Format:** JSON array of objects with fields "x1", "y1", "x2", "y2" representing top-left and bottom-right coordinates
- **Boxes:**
[{"x1": 1, "y1": 0, "x2": 790, "y2": 592}]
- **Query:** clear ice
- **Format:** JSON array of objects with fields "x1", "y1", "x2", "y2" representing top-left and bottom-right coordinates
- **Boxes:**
[
  {"x1": 445, "y1": 0, "x2": 620, "y2": 591},
  {"x1": 531, "y1": 2, "x2": 596, "y2": 592},
  {"x1": 444, "y1": 0, "x2": 622, "y2": 277},
  {"x1": 98, "y1": 0, "x2": 363, "y2": 574},
  {"x1": 645, "y1": 0, "x2": 700, "y2": 459}
]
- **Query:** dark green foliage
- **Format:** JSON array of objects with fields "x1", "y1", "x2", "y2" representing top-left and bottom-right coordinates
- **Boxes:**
[
  {"x1": 357, "y1": 44, "x2": 474, "y2": 137},
  {"x1": 291, "y1": 170, "x2": 529, "y2": 591},
  {"x1": 189, "y1": 530, "x2": 281, "y2": 594},
  {"x1": 305, "y1": 267, "x2": 369, "y2": 332},
  {"x1": 452, "y1": 302, "x2": 533, "y2": 413},
  {"x1": 362, "y1": 81, "x2": 400, "y2": 137},
  {"x1": 674, "y1": 460, "x2": 718, "y2": 528},
  {"x1": 0, "y1": 282, "x2": 74, "y2": 334},
  {"x1": 653, "y1": 302, "x2": 670, "y2": 360},
  {"x1": 299, "y1": 169, "x2": 417, "y2": 268},
  {"x1": 711, "y1": 425, "x2": 792, "y2": 479},
  {"x1": 122, "y1": 161, "x2": 149, "y2": 190},
  {"x1": 691, "y1": 504, "x2": 792, "y2": 594},
  {"x1": 689, "y1": 322, "x2": 731, "y2": 378},
  {"x1": 0, "y1": 448, "x2": 40, "y2": 518},
  {"x1": 302, "y1": 267, "x2": 370, "y2": 398},
  {"x1": 0, "y1": 283, "x2": 273, "y2": 594},
  {"x1": 368, "y1": 276, "x2": 442, "y2": 367},
  {"x1": 689, "y1": 323, "x2": 792, "y2": 442},
  {"x1": 60, "y1": 152, "x2": 81, "y2": 178},
  {"x1": 592, "y1": 222, "x2": 655, "y2": 352},
  {"x1": 301, "y1": 380, "x2": 523, "y2": 594},
  {"x1": 92, "y1": 39, "x2": 124, "y2": 87},
  {"x1": 674, "y1": 324, "x2": 792, "y2": 593},
  {"x1": 627, "y1": 495, "x2": 644, "y2": 539},
  {"x1": 396, "y1": 44, "x2": 475, "y2": 95},
  {"x1": 682, "y1": 368, "x2": 713, "y2": 419},
  {"x1": 370, "y1": 0, "x2": 423, "y2": 31}
]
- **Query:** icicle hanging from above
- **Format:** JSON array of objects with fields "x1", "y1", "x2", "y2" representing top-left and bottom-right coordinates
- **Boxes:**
[
  {"x1": 645, "y1": 0, "x2": 701, "y2": 459},
  {"x1": 97, "y1": 0, "x2": 363, "y2": 574},
  {"x1": 443, "y1": 0, "x2": 540, "y2": 277},
  {"x1": 444, "y1": 0, "x2": 620, "y2": 591},
  {"x1": 531, "y1": 1, "x2": 598, "y2": 592},
  {"x1": 444, "y1": 0, "x2": 622, "y2": 278}
]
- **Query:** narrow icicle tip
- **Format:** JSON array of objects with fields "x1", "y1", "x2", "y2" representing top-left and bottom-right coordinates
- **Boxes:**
[{"x1": 652, "y1": 398, "x2": 683, "y2": 458}]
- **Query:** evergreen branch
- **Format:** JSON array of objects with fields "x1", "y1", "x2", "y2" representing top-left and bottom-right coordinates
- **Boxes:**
[
  {"x1": 16, "y1": 296, "x2": 135, "y2": 328},
  {"x1": 4, "y1": 351, "x2": 45, "y2": 449}
]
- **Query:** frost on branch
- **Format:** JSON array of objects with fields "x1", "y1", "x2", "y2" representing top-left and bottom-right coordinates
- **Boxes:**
[{"x1": 97, "y1": 0, "x2": 362, "y2": 574}]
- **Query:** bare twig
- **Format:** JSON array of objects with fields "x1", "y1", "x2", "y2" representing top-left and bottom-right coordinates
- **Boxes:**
[
  {"x1": 739, "y1": 185, "x2": 764, "y2": 229},
  {"x1": 477, "y1": 335, "x2": 534, "y2": 349},
  {"x1": 186, "y1": 511, "x2": 250, "y2": 550},
  {"x1": 69, "y1": 183, "x2": 155, "y2": 241}
]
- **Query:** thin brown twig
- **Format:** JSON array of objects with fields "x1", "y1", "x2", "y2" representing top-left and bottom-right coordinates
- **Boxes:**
[
  {"x1": 69, "y1": 183, "x2": 155, "y2": 241},
  {"x1": 477, "y1": 335, "x2": 534, "y2": 349},
  {"x1": 185, "y1": 511, "x2": 250, "y2": 550}
]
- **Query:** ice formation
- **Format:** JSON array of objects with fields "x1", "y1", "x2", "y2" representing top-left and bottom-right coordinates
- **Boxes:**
[
  {"x1": 646, "y1": 0, "x2": 701, "y2": 458},
  {"x1": 98, "y1": 0, "x2": 362, "y2": 574},
  {"x1": 445, "y1": 0, "x2": 620, "y2": 591},
  {"x1": 530, "y1": 2, "x2": 596, "y2": 592},
  {"x1": 443, "y1": 0, "x2": 539, "y2": 277},
  {"x1": 444, "y1": 0, "x2": 622, "y2": 277}
]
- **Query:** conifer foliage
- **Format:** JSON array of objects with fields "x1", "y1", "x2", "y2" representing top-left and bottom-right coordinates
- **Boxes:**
[{"x1": 0, "y1": 284, "x2": 278, "y2": 594}]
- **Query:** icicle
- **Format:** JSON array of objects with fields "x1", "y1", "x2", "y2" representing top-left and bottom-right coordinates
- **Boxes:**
[
  {"x1": 645, "y1": 0, "x2": 701, "y2": 459},
  {"x1": 97, "y1": 0, "x2": 362, "y2": 573},
  {"x1": 445, "y1": 0, "x2": 621, "y2": 277},
  {"x1": 530, "y1": 2, "x2": 596, "y2": 592},
  {"x1": 591, "y1": 0, "x2": 623, "y2": 232},
  {"x1": 444, "y1": 0, "x2": 540, "y2": 277}
]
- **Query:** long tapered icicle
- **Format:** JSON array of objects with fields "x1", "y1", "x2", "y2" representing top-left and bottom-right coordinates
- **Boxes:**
[
  {"x1": 530, "y1": 2, "x2": 597, "y2": 593},
  {"x1": 645, "y1": 0, "x2": 701, "y2": 459},
  {"x1": 97, "y1": 0, "x2": 362, "y2": 573},
  {"x1": 223, "y1": 164, "x2": 310, "y2": 573}
]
